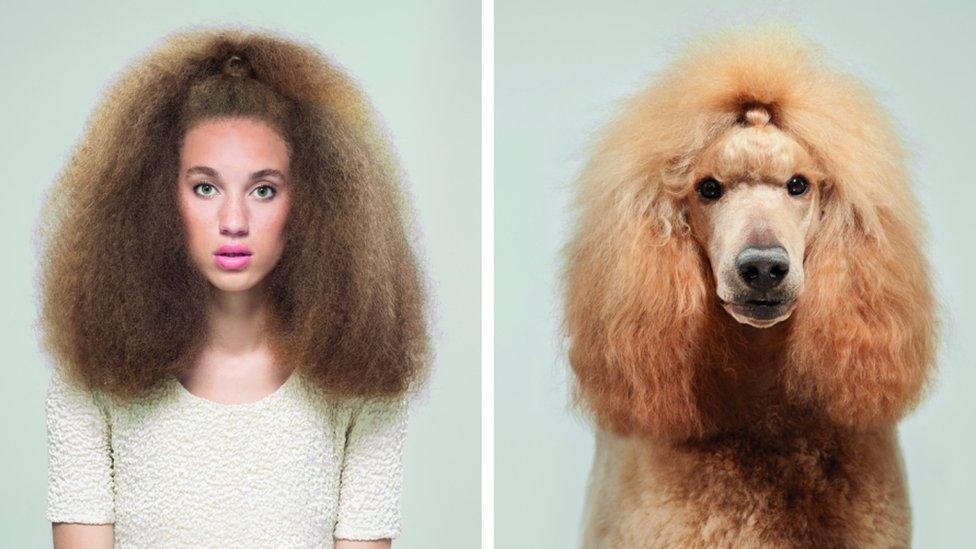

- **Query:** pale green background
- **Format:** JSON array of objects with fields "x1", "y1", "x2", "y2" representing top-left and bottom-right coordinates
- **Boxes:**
[
  {"x1": 497, "y1": 1, "x2": 973, "y2": 547},
  {"x1": 0, "y1": 1, "x2": 480, "y2": 546}
]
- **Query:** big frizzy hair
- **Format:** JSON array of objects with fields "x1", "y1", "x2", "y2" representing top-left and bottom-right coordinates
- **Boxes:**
[
  {"x1": 36, "y1": 26, "x2": 430, "y2": 404},
  {"x1": 563, "y1": 26, "x2": 938, "y2": 440}
]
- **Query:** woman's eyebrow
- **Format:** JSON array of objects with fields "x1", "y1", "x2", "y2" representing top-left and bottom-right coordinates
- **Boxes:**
[{"x1": 185, "y1": 166, "x2": 287, "y2": 182}]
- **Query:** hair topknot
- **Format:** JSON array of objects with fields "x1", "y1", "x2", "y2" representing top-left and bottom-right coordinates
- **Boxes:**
[
  {"x1": 36, "y1": 25, "x2": 431, "y2": 405},
  {"x1": 221, "y1": 53, "x2": 252, "y2": 78}
]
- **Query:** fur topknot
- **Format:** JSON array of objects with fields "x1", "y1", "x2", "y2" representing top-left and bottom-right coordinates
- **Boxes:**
[
  {"x1": 563, "y1": 25, "x2": 938, "y2": 439},
  {"x1": 36, "y1": 26, "x2": 431, "y2": 404}
]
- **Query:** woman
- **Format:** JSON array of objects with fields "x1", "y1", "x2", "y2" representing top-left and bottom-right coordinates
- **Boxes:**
[{"x1": 38, "y1": 26, "x2": 429, "y2": 548}]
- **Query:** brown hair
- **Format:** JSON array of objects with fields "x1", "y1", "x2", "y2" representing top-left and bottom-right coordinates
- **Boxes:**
[
  {"x1": 37, "y1": 26, "x2": 430, "y2": 404},
  {"x1": 563, "y1": 25, "x2": 937, "y2": 438}
]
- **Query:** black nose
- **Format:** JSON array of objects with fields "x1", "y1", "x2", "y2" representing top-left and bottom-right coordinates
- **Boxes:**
[{"x1": 736, "y1": 246, "x2": 790, "y2": 291}]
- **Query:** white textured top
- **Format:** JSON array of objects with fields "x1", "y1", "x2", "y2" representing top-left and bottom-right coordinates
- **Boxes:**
[{"x1": 45, "y1": 365, "x2": 409, "y2": 548}]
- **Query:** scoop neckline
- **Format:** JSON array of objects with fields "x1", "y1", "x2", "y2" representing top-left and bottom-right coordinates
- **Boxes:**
[{"x1": 173, "y1": 368, "x2": 299, "y2": 409}]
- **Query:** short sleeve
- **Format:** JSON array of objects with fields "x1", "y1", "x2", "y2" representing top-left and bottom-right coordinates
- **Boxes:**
[
  {"x1": 45, "y1": 365, "x2": 116, "y2": 524},
  {"x1": 333, "y1": 395, "x2": 410, "y2": 541}
]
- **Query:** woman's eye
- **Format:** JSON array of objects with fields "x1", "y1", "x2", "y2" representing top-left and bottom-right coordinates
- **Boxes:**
[
  {"x1": 696, "y1": 177, "x2": 724, "y2": 200},
  {"x1": 786, "y1": 175, "x2": 809, "y2": 196},
  {"x1": 193, "y1": 183, "x2": 216, "y2": 197},
  {"x1": 253, "y1": 185, "x2": 276, "y2": 200}
]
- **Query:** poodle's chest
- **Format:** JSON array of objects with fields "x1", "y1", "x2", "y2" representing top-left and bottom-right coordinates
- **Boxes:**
[{"x1": 583, "y1": 428, "x2": 910, "y2": 548}]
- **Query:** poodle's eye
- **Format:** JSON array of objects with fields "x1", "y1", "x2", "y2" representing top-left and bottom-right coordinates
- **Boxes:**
[
  {"x1": 786, "y1": 175, "x2": 809, "y2": 196},
  {"x1": 697, "y1": 177, "x2": 724, "y2": 200}
]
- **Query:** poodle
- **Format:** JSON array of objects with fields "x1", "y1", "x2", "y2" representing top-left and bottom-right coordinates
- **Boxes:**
[{"x1": 563, "y1": 25, "x2": 937, "y2": 548}]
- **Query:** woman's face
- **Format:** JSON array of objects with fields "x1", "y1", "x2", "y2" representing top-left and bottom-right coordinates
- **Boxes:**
[{"x1": 177, "y1": 117, "x2": 291, "y2": 294}]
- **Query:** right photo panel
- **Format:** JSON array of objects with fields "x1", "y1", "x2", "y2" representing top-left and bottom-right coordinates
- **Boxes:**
[{"x1": 495, "y1": 2, "x2": 974, "y2": 547}]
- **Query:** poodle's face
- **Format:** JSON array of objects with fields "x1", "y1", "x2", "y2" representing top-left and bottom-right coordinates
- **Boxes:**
[{"x1": 686, "y1": 115, "x2": 823, "y2": 328}]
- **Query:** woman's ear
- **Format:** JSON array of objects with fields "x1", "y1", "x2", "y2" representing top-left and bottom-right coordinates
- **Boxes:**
[
  {"x1": 784, "y1": 195, "x2": 937, "y2": 429},
  {"x1": 563, "y1": 193, "x2": 727, "y2": 439}
]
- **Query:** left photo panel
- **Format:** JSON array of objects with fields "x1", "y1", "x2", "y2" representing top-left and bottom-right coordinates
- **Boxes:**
[{"x1": 0, "y1": 2, "x2": 480, "y2": 548}]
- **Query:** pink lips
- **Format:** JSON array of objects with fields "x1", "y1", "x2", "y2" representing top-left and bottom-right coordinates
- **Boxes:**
[{"x1": 213, "y1": 244, "x2": 252, "y2": 270}]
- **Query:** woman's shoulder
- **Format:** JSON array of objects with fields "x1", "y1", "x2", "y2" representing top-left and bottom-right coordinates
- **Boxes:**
[{"x1": 293, "y1": 371, "x2": 411, "y2": 428}]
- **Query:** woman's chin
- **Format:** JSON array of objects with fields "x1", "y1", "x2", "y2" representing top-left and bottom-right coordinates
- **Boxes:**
[{"x1": 206, "y1": 274, "x2": 263, "y2": 294}]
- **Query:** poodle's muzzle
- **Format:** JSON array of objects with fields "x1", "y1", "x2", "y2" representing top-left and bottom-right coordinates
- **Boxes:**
[{"x1": 720, "y1": 244, "x2": 799, "y2": 327}]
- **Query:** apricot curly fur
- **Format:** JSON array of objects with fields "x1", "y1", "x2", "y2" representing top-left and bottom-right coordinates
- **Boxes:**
[
  {"x1": 35, "y1": 25, "x2": 430, "y2": 404},
  {"x1": 563, "y1": 25, "x2": 938, "y2": 439}
]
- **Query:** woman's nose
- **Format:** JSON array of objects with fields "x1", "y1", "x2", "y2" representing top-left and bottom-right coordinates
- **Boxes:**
[{"x1": 218, "y1": 197, "x2": 249, "y2": 236}]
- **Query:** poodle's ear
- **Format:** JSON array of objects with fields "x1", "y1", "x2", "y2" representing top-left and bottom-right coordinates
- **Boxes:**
[
  {"x1": 563, "y1": 173, "x2": 728, "y2": 439},
  {"x1": 784, "y1": 187, "x2": 937, "y2": 428}
]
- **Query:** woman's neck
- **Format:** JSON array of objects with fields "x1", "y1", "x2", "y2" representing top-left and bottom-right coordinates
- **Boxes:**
[
  {"x1": 177, "y1": 281, "x2": 292, "y2": 401},
  {"x1": 204, "y1": 280, "x2": 271, "y2": 356}
]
